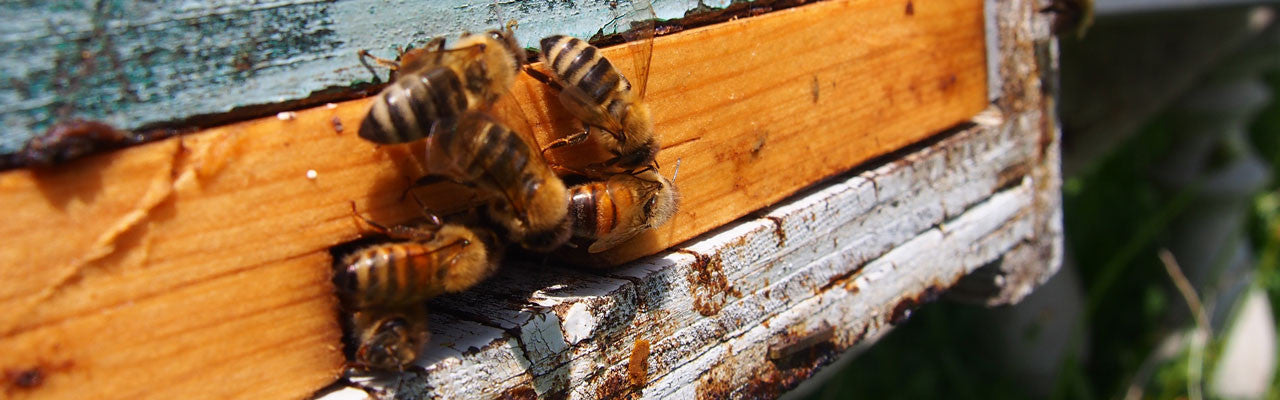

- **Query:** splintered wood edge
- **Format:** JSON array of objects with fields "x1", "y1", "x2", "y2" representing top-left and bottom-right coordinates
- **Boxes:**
[
  {"x1": 322, "y1": 104, "x2": 1062, "y2": 399},
  {"x1": 0, "y1": 0, "x2": 989, "y2": 398}
]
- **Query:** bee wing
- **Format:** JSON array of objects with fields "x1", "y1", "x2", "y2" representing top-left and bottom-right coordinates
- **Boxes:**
[
  {"x1": 487, "y1": 90, "x2": 549, "y2": 220},
  {"x1": 400, "y1": 41, "x2": 488, "y2": 75},
  {"x1": 557, "y1": 85, "x2": 625, "y2": 135},
  {"x1": 587, "y1": 224, "x2": 649, "y2": 253},
  {"x1": 491, "y1": 83, "x2": 541, "y2": 149},
  {"x1": 600, "y1": 0, "x2": 657, "y2": 100},
  {"x1": 460, "y1": 111, "x2": 534, "y2": 221}
]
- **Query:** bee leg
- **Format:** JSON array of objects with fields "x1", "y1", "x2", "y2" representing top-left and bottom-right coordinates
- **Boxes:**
[
  {"x1": 348, "y1": 201, "x2": 439, "y2": 241},
  {"x1": 400, "y1": 173, "x2": 478, "y2": 202},
  {"x1": 357, "y1": 49, "x2": 401, "y2": 71},
  {"x1": 539, "y1": 125, "x2": 591, "y2": 154},
  {"x1": 405, "y1": 190, "x2": 447, "y2": 230},
  {"x1": 410, "y1": 174, "x2": 478, "y2": 189},
  {"x1": 582, "y1": 151, "x2": 626, "y2": 176},
  {"x1": 522, "y1": 66, "x2": 564, "y2": 92},
  {"x1": 548, "y1": 163, "x2": 592, "y2": 177},
  {"x1": 424, "y1": 37, "x2": 447, "y2": 65},
  {"x1": 357, "y1": 49, "x2": 401, "y2": 82}
]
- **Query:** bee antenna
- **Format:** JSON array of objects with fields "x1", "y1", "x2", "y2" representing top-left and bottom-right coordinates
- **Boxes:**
[
  {"x1": 406, "y1": 191, "x2": 445, "y2": 228},
  {"x1": 670, "y1": 158, "x2": 681, "y2": 183}
]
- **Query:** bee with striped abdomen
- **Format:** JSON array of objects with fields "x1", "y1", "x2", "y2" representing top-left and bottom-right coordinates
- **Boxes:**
[
  {"x1": 535, "y1": 34, "x2": 657, "y2": 174},
  {"x1": 567, "y1": 167, "x2": 678, "y2": 253},
  {"x1": 337, "y1": 203, "x2": 503, "y2": 309},
  {"x1": 433, "y1": 112, "x2": 572, "y2": 252},
  {"x1": 531, "y1": 0, "x2": 658, "y2": 174},
  {"x1": 357, "y1": 22, "x2": 525, "y2": 145}
]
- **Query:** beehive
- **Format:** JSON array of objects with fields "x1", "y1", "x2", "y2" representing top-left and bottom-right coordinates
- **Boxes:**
[{"x1": 0, "y1": 0, "x2": 1060, "y2": 398}]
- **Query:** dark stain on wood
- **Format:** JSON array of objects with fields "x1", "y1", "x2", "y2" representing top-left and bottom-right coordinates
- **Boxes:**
[
  {"x1": 678, "y1": 249, "x2": 737, "y2": 316},
  {"x1": 10, "y1": 119, "x2": 136, "y2": 168},
  {"x1": 905, "y1": 1, "x2": 915, "y2": 16},
  {"x1": 996, "y1": 162, "x2": 1031, "y2": 192},
  {"x1": 595, "y1": 371, "x2": 634, "y2": 400},
  {"x1": 6, "y1": 368, "x2": 42, "y2": 390},
  {"x1": 3, "y1": 359, "x2": 73, "y2": 395},
  {"x1": 331, "y1": 116, "x2": 345, "y2": 134},
  {"x1": 695, "y1": 352, "x2": 736, "y2": 400},
  {"x1": 762, "y1": 215, "x2": 786, "y2": 246},
  {"x1": 749, "y1": 129, "x2": 768, "y2": 158},
  {"x1": 768, "y1": 324, "x2": 834, "y2": 361},
  {"x1": 810, "y1": 75, "x2": 820, "y2": 103},
  {"x1": 569, "y1": 0, "x2": 819, "y2": 50},
  {"x1": 819, "y1": 263, "x2": 861, "y2": 293},
  {"x1": 499, "y1": 384, "x2": 538, "y2": 400},
  {"x1": 888, "y1": 283, "x2": 947, "y2": 325},
  {"x1": 939, "y1": 74, "x2": 957, "y2": 92}
]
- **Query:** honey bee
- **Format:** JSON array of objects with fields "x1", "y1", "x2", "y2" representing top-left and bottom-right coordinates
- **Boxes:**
[
  {"x1": 532, "y1": 0, "x2": 659, "y2": 174},
  {"x1": 435, "y1": 112, "x2": 572, "y2": 252},
  {"x1": 349, "y1": 305, "x2": 430, "y2": 371},
  {"x1": 338, "y1": 203, "x2": 503, "y2": 309},
  {"x1": 356, "y1": 25, "x2": 569, "y2": 252},
  {"x1": 357, "y1": 22, "x2": 525, "y2": 145},
  {"x1": 567, "y1": 167, "x2": 678, "y2": 253}
]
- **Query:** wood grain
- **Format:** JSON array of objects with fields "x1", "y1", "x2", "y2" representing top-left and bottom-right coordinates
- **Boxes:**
[
  {"x1": 0, "y1": 0, "x2": 986, "y2": 398},
  {"x1": 324, "y1": 103, "x2": 1061, "y2": 399},
  {"x1": 534, "y1": 0, "x2": 988, "y2": 264}
]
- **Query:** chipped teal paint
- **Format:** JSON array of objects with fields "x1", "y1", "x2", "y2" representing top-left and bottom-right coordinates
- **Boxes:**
[{"x1": 0, "y1": 0, "x2": 720, "y2": 154}]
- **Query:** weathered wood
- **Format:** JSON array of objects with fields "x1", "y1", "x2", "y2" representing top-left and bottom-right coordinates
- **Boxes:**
[
  {"x1": 322, "y1": 0, "x2": 1061, "y2": 397},
  {"x1": 542, "y1": 0, "x2": 988, "y2": 263},
  {"x1": 326, "y1": 104, "x2": 1059, "y2": 399},
  {"x1": 0, "y1": 0, "x2": 728, "y2": 154},
  {"x1": 0, "y1": 0, "x2": 990, "y2": 398}
]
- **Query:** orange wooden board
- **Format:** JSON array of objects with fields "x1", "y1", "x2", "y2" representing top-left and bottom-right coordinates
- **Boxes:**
[{"x1": 0, "y1": 0, "x2": 985, "y2": 397}]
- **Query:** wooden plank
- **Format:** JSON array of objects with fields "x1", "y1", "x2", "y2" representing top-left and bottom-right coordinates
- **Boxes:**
[
  {"x1": 327, "y1": 0, "x2": 1059, "y2": 395},
  {"x1": 0, "y1": 0, "x2": 988, "y2": 398},
  {"x1": 537, "y1": 0, "x2": 988, "y2": 263},
  {"x1": 0, "y1": 0, "x2": 731, "y2": 154},
  {"x1": 322, "y1": 102, "x2": 1060, "y2": 398}
]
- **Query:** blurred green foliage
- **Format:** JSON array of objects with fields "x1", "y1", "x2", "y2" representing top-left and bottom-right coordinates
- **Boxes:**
[{"x1": 1251, "y1": 70, "x2": 1280, "y2": 397}]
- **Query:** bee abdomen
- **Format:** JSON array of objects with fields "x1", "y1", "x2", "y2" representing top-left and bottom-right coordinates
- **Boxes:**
[
  {"x1": 540, "y1": 36, "x2": 630, "y2": 107},
  {"x1": 447, "y1": 113, "x2": 534, "y2": 192},
  {"x1": 359, "y1": 67, "x2": 470, "y2": 144},
  {"x1": 340, "y1": 243, "x2": 450, "y2": 307},
  {"x1": 568, "y1": 183, "x2": 615, "y2": 238}
]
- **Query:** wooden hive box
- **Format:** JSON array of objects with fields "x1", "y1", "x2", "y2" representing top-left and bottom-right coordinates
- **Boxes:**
[{"x1": 0, "y1": 0, "x2": 1061, "y2": 398}]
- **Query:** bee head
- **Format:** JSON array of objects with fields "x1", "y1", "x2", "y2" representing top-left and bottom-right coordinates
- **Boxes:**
[
  {"x1": 488, "y1": 25, "x2": 526, "y2": 73},
  {"x1": 632, "y1": 168, "x2": 679, "y2": 227},
  {"x1": 355, "y1": 317, "x2": 418, "y2": 370},
  {"x1": 613, "y1": 136, "x2": 659, "y2": 171}
]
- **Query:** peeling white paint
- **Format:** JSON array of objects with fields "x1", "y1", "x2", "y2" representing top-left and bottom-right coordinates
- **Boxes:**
[
  {"x1": 561, "y1": 302, "x2": 597, "y2": 345},
  {"x1": 335, "y1": 101, "x2": 1061, "y2": 399}
]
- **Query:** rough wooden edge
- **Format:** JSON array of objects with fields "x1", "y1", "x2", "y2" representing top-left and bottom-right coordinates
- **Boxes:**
[
  {"x1": 319, "y1": 104, "x2": 1060, "y2": 399},
  {"x1": 316, "y1": 0, "x2": 1061, "y2": 397},
  {"x1": 0, "y1": 1, "x2": 990, "y2": 398}
]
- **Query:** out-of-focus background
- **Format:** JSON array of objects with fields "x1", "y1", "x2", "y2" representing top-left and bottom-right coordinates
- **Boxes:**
[{"x1": 805, "y1": 2, "x2": 1280, "y2": 399}]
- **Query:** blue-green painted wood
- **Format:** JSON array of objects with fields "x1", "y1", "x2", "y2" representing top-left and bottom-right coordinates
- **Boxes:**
[{"x1": 0, "y1": 0, "x2": 729, "y2": 154}]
